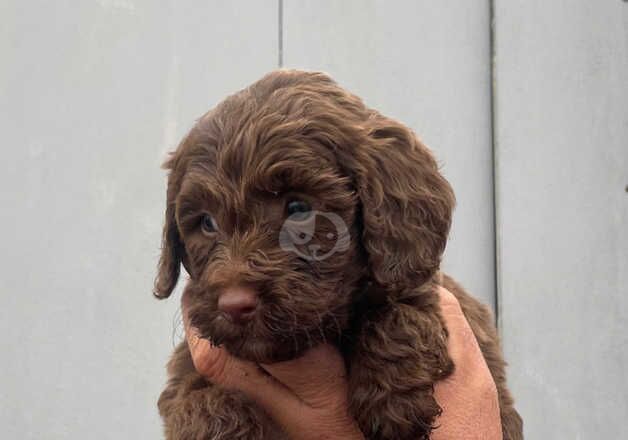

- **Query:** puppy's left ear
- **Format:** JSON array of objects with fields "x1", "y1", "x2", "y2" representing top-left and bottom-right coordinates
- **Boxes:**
[
  {"x1": 347, "y1": 114, "x2": 455, "y2": 292},
  {"x1": 153, "y1": 155, "x2": 188, "y2": 299}
]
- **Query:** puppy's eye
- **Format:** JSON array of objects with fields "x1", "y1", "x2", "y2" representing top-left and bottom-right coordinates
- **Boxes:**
[
  {"x1": 286, "y1": 200, "x2": 312, "y2": 221},
  {"x1": 200, "y1": 214, "x2": 218, "y2": 234}
]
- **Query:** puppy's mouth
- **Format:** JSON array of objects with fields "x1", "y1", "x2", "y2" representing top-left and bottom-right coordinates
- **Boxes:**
[{"x1": 191, "y1": 308, "x2": 344, "y2": 364}]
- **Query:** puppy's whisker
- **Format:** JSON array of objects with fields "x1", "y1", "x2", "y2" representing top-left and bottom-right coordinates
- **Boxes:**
[
  {"x1": 304, "y1": 327, "x2": 314, "y2": 350},
  {"x1": 315, "y1": 310, "x2": 327, "y2": 345},
  {"x1": 291, "y1": 332, "x2": 299, "y2": 356},
  {"x1": 290, "y1": 309, "x2": 301, "y2": 355},
  {"x1": 329, "y1": 310, "x2": 343, "y2": 341},
  {"x1": 171, "y1": 307, "x2": 184, "y2": 348}
]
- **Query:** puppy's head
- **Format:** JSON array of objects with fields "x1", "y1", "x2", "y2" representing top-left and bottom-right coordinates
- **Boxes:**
[{"x1": 154, "y1": 70, "x2": 454, "y2": 362}]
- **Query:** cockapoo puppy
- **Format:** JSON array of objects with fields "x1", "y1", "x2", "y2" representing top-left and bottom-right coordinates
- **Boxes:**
[{"x1": 154, "y1": 69, "x2": 522, "y2": 440}]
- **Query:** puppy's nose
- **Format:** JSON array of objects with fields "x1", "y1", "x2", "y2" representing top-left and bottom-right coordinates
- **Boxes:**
[{"x1": 217, "y1": 285, "x2": 259, "y2": 324}]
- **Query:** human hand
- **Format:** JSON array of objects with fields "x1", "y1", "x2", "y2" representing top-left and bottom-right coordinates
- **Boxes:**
[
  {"x1": 432, "y1": 286, "x2": 503, "y2": 440},
  {"x1": 182, "y1": 286, "x2": 502, "y2": 440},
  {"x1": 181, "y1": 290, "x2": 364, "y2": 440}
]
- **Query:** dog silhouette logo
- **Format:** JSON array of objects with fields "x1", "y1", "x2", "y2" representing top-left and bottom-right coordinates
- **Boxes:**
[{"x1": 279, "y1": 210, "x2": 350, "y2": 261}]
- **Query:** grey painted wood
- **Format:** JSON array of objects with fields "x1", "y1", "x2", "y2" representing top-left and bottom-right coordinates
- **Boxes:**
[
  {"x1": 4, "y1": 1, "x2": 625, "y2": 438},
  {"x1": 283, "y1": 0, "x2": 496, "y2": 309},
  {"x1": 494, "y1": 1, "x2": 628, "y2": 438},
  {"x1": 0, "y1": 1, "x2": 277, "y2": 438}
]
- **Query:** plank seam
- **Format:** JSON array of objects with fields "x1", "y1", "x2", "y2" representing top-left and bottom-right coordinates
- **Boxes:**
[
  {"x1": 278, "y1": 0, "x2": 284, "y2": 67},
  {"x1": 489, "y1": 0, "x2": 502, "y2": 332}
]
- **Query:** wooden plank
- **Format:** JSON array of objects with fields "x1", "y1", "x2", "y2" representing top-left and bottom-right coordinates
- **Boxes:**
[
  {"x1": 494, "y1": 1, "x2": 628, "y2": 437},
  {"x1": 0, "y1": 1, "x2": 277, "y2": 438},
  {"x1": 284, "y1": 0, "x2": 496, "y2": 308}
]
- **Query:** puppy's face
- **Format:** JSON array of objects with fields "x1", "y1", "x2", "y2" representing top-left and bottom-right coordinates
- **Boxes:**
[
  {"x1": 176, "y1": 136, "x2": 365, "y2": 362},
  {"x1": 155, "y1": 70, "x2": 455, "y2": 363}
]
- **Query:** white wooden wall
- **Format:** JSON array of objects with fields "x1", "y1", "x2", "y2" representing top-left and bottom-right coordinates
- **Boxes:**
[{"x1": 1, "y1": 1, "x2": 626, "y2": 439}]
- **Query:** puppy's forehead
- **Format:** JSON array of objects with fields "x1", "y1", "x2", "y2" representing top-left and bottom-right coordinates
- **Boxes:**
[{"x1": 206, "y1": 123, "x2": 339, "y2": 194}]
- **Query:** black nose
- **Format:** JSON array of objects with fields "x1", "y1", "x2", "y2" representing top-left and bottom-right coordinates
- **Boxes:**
[{"x1": 217, "y1": 285, "x2": 259, "y2": 324}]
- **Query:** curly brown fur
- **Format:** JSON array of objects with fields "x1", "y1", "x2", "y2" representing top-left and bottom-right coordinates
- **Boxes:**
[{"x1": 154, "y1": 69, "x2": 522, "y2": 439}]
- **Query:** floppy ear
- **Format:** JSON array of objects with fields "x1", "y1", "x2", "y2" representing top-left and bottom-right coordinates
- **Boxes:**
[
  {"x1": 348, "y1": 114, "x2": 455, "y2": 292},
  {"x1": 153, "y1": 155, "x2": 188, "y2": 299}
]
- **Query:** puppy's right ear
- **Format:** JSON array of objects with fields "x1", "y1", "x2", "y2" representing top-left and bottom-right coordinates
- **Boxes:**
[{"x1": 153, "y1": 154, "x2": 186, "y2": 299}]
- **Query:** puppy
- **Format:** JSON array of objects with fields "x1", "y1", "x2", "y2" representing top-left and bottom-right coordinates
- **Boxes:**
[{"x1": 154, "y1": 69, "x2": 523, "y2": 440}]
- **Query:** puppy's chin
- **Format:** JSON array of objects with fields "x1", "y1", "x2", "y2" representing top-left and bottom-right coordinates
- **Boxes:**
[
  {"x1": 198, "y1": 319, "x2": 334, "y2": 364},
  {"x1": 222, "y1": 335, "x2": 313, "y2": 363}
]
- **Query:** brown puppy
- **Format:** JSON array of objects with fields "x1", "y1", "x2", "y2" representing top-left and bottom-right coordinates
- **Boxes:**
[{"x1": 154, "y1": 69, "x2": 522, "y2": 440}]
